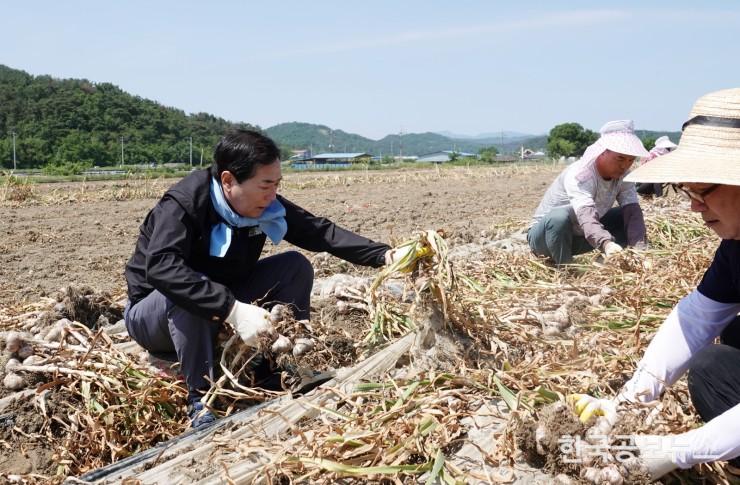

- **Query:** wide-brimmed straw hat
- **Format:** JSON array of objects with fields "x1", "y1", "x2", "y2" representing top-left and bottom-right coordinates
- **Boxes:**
[
  {"x1": 597, "y1": 120, "x2": 650, "y2": 158},
  {"x1": 626, "y1": 87, "x2": 740, "y2": 185},
  {"x1": 654, "y1": 135, "x2": 677, "y2": 151}
]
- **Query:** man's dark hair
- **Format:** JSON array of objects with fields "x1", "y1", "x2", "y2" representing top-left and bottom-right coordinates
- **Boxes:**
[{"x1": 212, "y1": 129, "x2": 280, "y2": 183}]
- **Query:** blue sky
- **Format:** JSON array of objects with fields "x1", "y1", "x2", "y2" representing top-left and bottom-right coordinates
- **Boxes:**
[{"x1": 3, "y1": 1, "x2": 739, "y2": 139}]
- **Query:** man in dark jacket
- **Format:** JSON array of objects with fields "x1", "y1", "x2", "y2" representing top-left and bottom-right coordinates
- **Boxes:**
[{"x1": 124, "y1": 129, "x2": 390, "y2": 427}]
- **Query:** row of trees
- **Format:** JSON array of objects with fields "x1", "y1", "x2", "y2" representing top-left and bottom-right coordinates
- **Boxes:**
[
  {"x1": 0, "y1": 132, "x2": 213, "y2": 170},
  {"x1": 546, "y1": 123, "x2": 669, "y2": 159},
  {"x1": 546, "y1": 123, "x2": 598, "y2": 159}
]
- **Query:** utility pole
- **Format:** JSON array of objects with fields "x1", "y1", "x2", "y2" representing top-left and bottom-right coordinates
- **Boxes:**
[
  {"x1": 200, "y1": 147, "x2": 204, "y2": 167},
  {"x1": 399, "y1": 127, "x2": 405, "y2": 160},
  {"x1": 10, "y1": 131, "x2": 17, "y2": 170},
  {"x1": 189, "y1": 136, "x2": 193, "y2": 167},
  {"x1": 120, "y1": 137, "x2": 125, "y2": 167}
]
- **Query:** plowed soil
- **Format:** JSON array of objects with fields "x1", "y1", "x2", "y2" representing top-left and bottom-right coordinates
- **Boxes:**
[{"x1": 0, "y1": 165, "x2": 558, "y2": 305}]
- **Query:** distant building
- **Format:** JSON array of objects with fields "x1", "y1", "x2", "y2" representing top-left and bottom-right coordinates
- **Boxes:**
[
  {"x1": 521, "y1": 148, "x2": 547, "y2": 160},
  {"x1": 289, "y1": 149, "x2": 310, "y2": 161},
  {"x1": 308, "y1": 152, "x2": 371, "y2": 163},
  {"x1": 285, "y1": 148, "x2": 314, "y2": 164},
  {"x1": 289, "y1": 152, "x2": 371, "y2": 170},
  {"x1": 417, "y1": 150, "x2": 477, "y2": 163},
  {"x1": 494, "y1": 154, "x2": 518, "y2": 163}
]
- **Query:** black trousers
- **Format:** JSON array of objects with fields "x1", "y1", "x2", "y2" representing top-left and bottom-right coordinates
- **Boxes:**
[
  {"x1": 636, "y1": 182, "x2": 664, "y2": 197},
  {"x1": 125, "y1": 251, "x2": 314, "y2": 401},
  {"x1": 687, "y1": 315, "x2": 740, "y2": 467}
]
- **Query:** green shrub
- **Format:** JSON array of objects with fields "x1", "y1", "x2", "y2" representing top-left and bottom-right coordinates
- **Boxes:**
[{"x1": 42, "y1": 161, "x2": 92, "y2": 176}]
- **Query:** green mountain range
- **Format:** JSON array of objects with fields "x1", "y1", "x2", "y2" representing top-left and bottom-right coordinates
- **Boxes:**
[
  {"x1": 265, "y1": 122, "x2": 543, "y2": 157},
  {"x1": 266, "y1": 122, "x2": 682, "y2": 158},
  {"x1": 0, "y1": 64, "x2": 682, "y2": 169}
]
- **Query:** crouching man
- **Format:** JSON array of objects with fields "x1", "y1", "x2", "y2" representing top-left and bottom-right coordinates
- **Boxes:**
[
  {"x1": 527, "y1": 120, "x2": 649, "y2": 265},
  {"x1": 124, "y1": 129, "x2": 391, "y2": 428}
]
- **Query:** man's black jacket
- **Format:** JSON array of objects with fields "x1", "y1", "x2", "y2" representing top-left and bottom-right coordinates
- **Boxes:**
[{"x1": 124, "y1": 169, "x2": 390, "y2": 323}]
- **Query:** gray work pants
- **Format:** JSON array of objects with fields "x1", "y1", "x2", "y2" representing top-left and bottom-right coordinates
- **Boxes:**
[
  {"x1": 124, "y1": 251, "x2": 314, "y2": 401},
  {"x1": 527, "y1": 206, "x2": 627, "y2": 265}
]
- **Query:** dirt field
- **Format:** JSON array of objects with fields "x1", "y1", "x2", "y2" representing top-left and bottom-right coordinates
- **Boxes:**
[
  {"x1": 0, "y1": 164, "x2": 561, "y2": 479},
  {"x1": 0, "y1": 165, "x2": 559, "y2": 305},
  {"x1": 0, "y1": 165, "x2": 731, "y2": 483}
]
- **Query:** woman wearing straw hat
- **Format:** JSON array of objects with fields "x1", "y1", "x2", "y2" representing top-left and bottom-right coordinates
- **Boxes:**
[
  {"x1": 527, "y1": 120, "x2": 650, "y2": 265},
  {"x1": 635, "y1": 135, "x2": 679, "y2": 197},
  {"x1": 570, "y1": 88, "x2": 740, "y2": 480}
]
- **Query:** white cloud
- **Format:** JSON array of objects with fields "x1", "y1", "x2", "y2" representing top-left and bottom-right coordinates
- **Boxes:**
[{"x1": 251, "y1": 9, "x2": 630, "y2": 60}]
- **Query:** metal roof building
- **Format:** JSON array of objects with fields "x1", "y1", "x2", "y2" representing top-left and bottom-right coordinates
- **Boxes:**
[
  {"x1": 416, "y1": 151, "x2": 477, "y2": 163},
  {"x1": 309, "y1": 153, "x2": 371, "y2": 162}
]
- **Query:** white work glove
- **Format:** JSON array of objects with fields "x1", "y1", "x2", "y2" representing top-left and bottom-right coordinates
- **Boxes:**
[
  {"x1": 225, "y1": 301, "x2": 276, "y2": 348},
  {"x1": 603, "y1": 241, "x2": 623, "y2": 257},
  {"x1": 632, "y1": 435, "x2": 678, "y2": 481},
  {"x1": 385, "y1": 246, "x2": 413, "y2": 266},
  {"x1": 567, "y1": 394, "x2": 619, "y2": 426}
]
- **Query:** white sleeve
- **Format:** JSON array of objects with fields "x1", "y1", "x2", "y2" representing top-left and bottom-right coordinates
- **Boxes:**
[
  {"x1": 563, "y1": 166, "x2": 597, "y2": 212},
  {"x1": 672, "y1": 404, "x2": 740, "y2": 468},
  {"x1": 619, "y1": 290, "x2": 740, "y2": 403}
]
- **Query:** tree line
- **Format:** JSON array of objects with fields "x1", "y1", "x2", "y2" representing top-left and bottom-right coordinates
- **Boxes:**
[
  {"x1": 546, "y1": 122, "x2": 682, "y2": 159},
  {"x1": 0, "y1": 65, "x2": 258, "y2": 172}
]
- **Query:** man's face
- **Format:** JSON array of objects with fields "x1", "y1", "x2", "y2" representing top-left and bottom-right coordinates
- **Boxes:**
[
  {"x1": 596, "y1": 150, "x2": 636, "y2": 180},
  {"x1": 221, "y1": 160, "x2": 282, "y2": 218},
  {"x1": 685, "y1": 183, "x2": 740, "y2": 240}
]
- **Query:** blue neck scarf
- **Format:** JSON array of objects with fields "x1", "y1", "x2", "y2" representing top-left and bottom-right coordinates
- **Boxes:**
[{"x1": 209, "y1": 177, "x2": 287, "y2": 257}]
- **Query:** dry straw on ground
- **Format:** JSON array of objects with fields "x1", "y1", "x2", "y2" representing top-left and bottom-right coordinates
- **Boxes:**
[
  {"x1": 0, "y1": 321, "x2": 189, "y2": 480},
  {"x1": 0, "y1": 195, "x2": 735, "y2": 484},
  {"x1": 217, "y1": 200, "x2": 731, "y2": 484}
]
